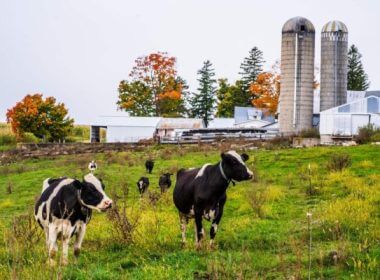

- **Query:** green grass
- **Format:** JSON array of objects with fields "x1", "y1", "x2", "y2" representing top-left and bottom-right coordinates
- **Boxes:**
[{"x1": 0, "y1": 145, "x2": 379, "y2": 279}]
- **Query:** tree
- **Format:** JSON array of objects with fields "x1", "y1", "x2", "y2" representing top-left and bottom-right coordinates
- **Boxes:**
[
  {"x1": 250, "y1": 72, "x2": 280, "y2": 115},
  {"x1": 216, "y1": 79, "x2": 247, "y2": 117},
  {"x1": 117, "y1": 52, "x2": 186, "y2": 116},
  {"x1": 347, "y1": 45, "x2": 370, "y2": 91},
  {"x1": 239, "y1": 47, "x2": 265, "y2": 99},
  {"x1": 190, "y1": 60, "x2": 217, "y2": 127},
  {"x1": 6, "y1": 94, "x2": 74, "y2": 141},
  {"x1": 117, "y1": 81, "x2": 155, "y2": 116}
]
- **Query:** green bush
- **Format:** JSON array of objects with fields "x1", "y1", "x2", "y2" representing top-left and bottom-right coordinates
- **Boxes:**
[
  {"x1": 355, "y1": 124, "x2": 380, "y2": 144},
  {"x1": 20, "y1": 133, "x2": 40, "y2": 144},
  {"x1": 299, "y1": 128, "x2": 320, "y2": 138}
]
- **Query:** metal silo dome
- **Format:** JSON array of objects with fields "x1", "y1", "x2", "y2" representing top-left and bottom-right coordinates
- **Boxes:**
[
  {"x1": 282, "y1": 16, "x2": 315, "y2": 33},
  {"x1": 322, "y1": 20, "x2": 348, "y2": 33}
]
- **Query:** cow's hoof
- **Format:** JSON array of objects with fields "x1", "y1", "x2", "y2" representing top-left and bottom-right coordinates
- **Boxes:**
[
  {"x1": 181, "y1": 241, "x2": 187, "y2": 248},
  {"x1": 195, "y1": 242, "x2": 202, "y2": 251},
  {"x1": 74, "y1": 248, "x2": 81, "y2": 257},
  {"x1": 209, "y1": 240, "x2": 217, "y2": 250}
]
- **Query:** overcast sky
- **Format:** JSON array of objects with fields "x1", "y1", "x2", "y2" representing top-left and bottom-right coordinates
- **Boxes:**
[{"x1": 1, "y1": 0, "x2": 379, "y2": 124}]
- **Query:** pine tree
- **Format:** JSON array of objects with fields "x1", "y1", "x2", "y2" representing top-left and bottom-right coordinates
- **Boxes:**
[
  {"x1": 190, "y1": 60, "x2": 217, "y2": 127},
  {"x1": 347, "y1": 45, "x2": 370, "y2": 91},
  {"x1": 239, "y1": 47, "x2": 265, "y2": 101}
]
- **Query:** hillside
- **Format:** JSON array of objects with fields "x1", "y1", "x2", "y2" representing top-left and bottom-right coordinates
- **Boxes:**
[{"x1": 0, "y1": 145, "x2": 379, "y2": 279}]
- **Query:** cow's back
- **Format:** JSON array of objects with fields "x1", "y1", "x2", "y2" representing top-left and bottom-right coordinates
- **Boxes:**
[{"x1": 173, "y1": 168, "x2": 199, "y2": 213}]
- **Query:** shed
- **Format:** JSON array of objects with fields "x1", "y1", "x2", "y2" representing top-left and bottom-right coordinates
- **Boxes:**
[
  {"x1": 208, "y1": 118, "x2": 235, "y2": 128},
  {"x1": 319, "y1": 95, "x2": 380, "y2": 137},
  {"x1": 91, "y1": 115, "x2": 162, "y2": 143},
  {"x1": 156, "y1": 118, "x2": 204, "y2": 139}
]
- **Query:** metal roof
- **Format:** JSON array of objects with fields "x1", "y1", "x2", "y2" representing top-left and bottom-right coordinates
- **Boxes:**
[
  {"x1": 322, "y1": 20, "x2": 348, "y2": 33},
  {"x1": 208, "y1": 118, "x2": 235, "y2": 128},
  {"x1": 282, "y1": 17, "x2": 315, "y2": 33},
  {"x1": 365, "y1": 91, "x2": 380, "y2": 98},
  {"x1": 157, "y1": 118, "x2": 204, "y2": 129},
  {"x1": 234, "y1": 106, "x2": 275, "y2": 124}
]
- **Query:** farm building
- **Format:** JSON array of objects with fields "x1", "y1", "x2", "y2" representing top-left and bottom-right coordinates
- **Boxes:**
[
  {"x1": 91, "y1": 115, "x2": 161, "y2": 143},
  {"x1": 156, "y1": 118, "x2": 204, "y2": 139},
  {"x1": 319, "y1": 94, "x2": 380, "y2": 142}
]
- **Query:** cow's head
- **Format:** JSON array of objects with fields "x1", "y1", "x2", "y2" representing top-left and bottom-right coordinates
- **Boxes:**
[
  {"x1": 221, "y1": 150, "x2": 253, "y2": 182},
  {"x1": 75, "y1": 174, "x2": 113, "y2": 212}
]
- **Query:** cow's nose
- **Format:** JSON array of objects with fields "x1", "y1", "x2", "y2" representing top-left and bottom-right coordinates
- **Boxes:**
[{"x1": 104, "y1": 199, "x2": 113, "y2": 208}]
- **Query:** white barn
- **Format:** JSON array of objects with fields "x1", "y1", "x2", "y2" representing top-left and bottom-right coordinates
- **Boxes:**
[
  {"x1": 320, "y1": 95, "x2": 380, "y2": 141},
  {"x1": 91, "y1": 115, "x2": 161, "y2": 143}
]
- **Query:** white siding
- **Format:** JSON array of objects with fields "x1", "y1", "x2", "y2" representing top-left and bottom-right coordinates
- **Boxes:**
[
  {"x1": 107, "y1": 126, "x2": 156, "y2": 143},
  {"x1": 351, "y1": 115, "x2": 370, "y2": 134}
]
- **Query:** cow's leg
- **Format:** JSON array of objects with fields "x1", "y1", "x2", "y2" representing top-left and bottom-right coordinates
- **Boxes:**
[
  {"x1": 47, "y1": 224, "x2": 58, "y2": 266},
  {"x1": 179, "y1": 213, "x2": 189, "y2": 245},
  {"x1": 210, "y1": 198, "x2": 226, "y2": 248},
  {"x1": 74, "y1": 223, "x2": 86, "y2": 258},
  {"x1": 194, "y1": 211, "x2": 204, "y2": 249},
  {"x1": 61, "y1": 235, "x2": 70, "y2": 265}
]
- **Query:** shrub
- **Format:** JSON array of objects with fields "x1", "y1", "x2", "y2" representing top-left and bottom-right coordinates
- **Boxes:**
[
  {"x1": 247, "y1": 189, "x2": 267, "y2": 218},
  {"x1": 326, "y1": 153, "x2": 351, "y2": 172},
  {"x1": 299, "y1": 128, "x2": 320, "y2": 138},
  {"x1": 355, "y1": 123, "x2": 380, "y2": 144}
]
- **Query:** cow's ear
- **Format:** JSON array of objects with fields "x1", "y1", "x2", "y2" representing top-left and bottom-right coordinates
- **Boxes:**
[
  {"x1": 241, "y1": 153, "x2": 249, "y2": 162},
  {"x1": 73, "y1": 180, "x2": 83, "y2": 190}
]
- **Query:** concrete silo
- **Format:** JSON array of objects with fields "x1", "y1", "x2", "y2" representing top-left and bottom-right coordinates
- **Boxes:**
[
  {"x1": 320, "y1": 20, "x2": 348, "y2": 111},
  {"x1": 279, "y1": 17, "x2": 315, "y2": 134}
]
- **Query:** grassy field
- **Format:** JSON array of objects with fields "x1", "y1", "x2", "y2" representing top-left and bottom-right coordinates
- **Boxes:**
[
  {"x1": 0, "y1": 144, "x2": 379, "y2": 279},
  {"x1": 0, "y1": 123, "x2": 91, "y2": 151}
]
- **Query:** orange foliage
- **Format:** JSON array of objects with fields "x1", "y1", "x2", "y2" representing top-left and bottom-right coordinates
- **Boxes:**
[
  {"x1": 250, "y1": 72, "x2": 280, "y2": 115},
  {"x1": 158, "y1": 90, "x2": 181, "y2": 100}
]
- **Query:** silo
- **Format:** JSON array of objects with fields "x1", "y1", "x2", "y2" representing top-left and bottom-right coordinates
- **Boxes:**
[
  {"x1": 279, "y1": 17, "x2": 315, "y2": 134},
  {"x1": 320, "y1": 20, "x2": 348, "y2": 111}
]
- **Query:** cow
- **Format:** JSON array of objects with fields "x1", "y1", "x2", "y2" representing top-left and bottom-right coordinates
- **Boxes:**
[
  {"x1": 173, "y1": 151, "x2": 253, "y2": 249},
  {"x1": 137, "y1": 177, "x2": 149, "y2": 195},
  {"x1": 159, "y1": 173, "x2": 173, "y2": 193},
  {"x1": 34, "y1": 169, "x2": 112, "y2": 266},
  {"x1": 145, "y1": 160, "x2": 154, "y2": 174}
]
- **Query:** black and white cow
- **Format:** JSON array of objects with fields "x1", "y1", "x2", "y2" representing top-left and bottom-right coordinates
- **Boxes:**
[
  {"x1": 145, "y1": 160, "x2": 154, "y2": 174},
  {"x1": 137, "y1": 177, "x2": 149, "y2": 195},
  {"x1": 173, "y1": 151, "x2": 253, "y2": 248},
  {"x1": 34, "y1": 173, "x2": 112, "y2": 265},
  {"x1": 159, "y1": 173, "x2": 173, "y2": 193}
]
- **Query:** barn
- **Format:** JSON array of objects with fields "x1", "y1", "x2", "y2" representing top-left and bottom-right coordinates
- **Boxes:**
[
  {"x1": 91, "y1": 115, "x2": 161, "y2": 143},
  {"x1": 319, "y1": 94, "x2": 380, "y2": 142}
]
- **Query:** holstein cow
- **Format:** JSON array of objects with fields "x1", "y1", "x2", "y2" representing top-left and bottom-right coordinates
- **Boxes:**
[
  {"x1": 34, "y1": 168, "x2": 112, "y2": 265},
  {"x1": 159, "y1": 173, "x2": 173, "y2": 193},
  {"x1": 145, "y1": 160, "x2": 154, "y2": 174},
  {"x1": 137, "y1": 177, "x2": 150, "y2": 195},
  {"x1": 173, "y1": 151, "x2": 253, "y2": 249}
]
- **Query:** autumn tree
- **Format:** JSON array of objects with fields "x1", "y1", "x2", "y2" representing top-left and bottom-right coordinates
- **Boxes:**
[
  {"x1": 239, "y1": 47, "x2": 265, "y2": 100},
  {"x1": 347, "y1": 45, "x2": 370, "y2": 90},
  {"x1": 190, "y1": 60, "x2": 217, "y2": 127},
  {"x1": 6, "y1": 94, "x2": 74, "y2": 141},
  {"x1": 117, "y1": 52, "x2": 186, "y2": 117},
  {"x1": 250, "y1": 72, "x2": 280, "y2": 115}
]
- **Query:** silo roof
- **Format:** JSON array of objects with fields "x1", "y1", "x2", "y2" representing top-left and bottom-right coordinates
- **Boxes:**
[
  {"x1": 282, "y1": 17, "x2": 315, "y2": 33},
  {"x1": 322, "y1": 20, "x2": 348, "y2": 33}
]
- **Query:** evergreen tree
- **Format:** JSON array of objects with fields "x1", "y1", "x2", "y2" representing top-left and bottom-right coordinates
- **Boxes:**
[
  {"x1": 347, "y1": 45, "x2": 370, "y2": 91},
  {"x1": 190, "y1": 60, "x2": 217, "y2": 127},
  {"x1": 239, "y1": 47, "x2": 265, "y2": 100}
]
